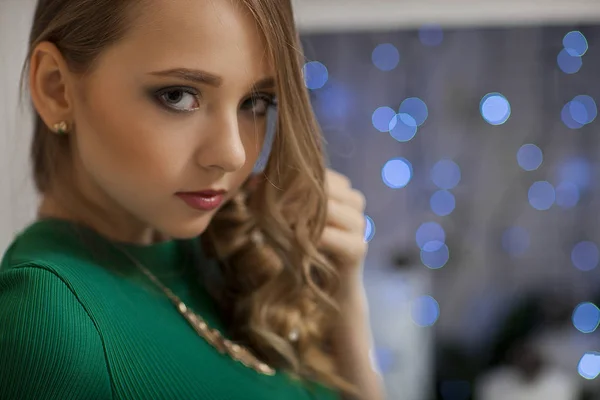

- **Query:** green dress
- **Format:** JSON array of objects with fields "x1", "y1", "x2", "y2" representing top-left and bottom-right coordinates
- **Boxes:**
[{"x1": 0, "y1": 219, "x2": 339, "y2": 400}]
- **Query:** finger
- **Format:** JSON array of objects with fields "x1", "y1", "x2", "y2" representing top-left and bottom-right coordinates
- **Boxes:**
[
  {"x1": 326, "y1": 168, "x2": 352, "y2": 189},
  {"x1": 327, "y1": 199, "x2": 366, "y2": 233},
  {"x1": 325, "y1": 170, "x2": 351, "y2": 199},
  {"x1": 328, "y1": 188, "x2": 366, "y2": 213},
  {"x1": 320, "y1": 226, "x2": 368, "y2": 264}
]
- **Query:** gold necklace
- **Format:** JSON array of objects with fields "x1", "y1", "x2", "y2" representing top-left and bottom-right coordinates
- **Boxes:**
[{"x1": 118, "y1": 248, "x2": 276, "y2": 376}]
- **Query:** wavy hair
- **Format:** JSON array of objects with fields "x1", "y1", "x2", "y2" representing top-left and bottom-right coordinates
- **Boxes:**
[{"x1": 21, "y1": 0, "x2": 354, "y2": 395}]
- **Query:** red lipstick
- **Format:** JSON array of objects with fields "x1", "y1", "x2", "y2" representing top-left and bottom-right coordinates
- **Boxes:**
[{"x1": 176, "y1": 190, "x2": 226, "y2": 211}]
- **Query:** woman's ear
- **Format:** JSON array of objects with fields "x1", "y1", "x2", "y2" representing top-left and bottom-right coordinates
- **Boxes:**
[{"x1": 28, "y1": 41, "x2": 76, "y2": 132}]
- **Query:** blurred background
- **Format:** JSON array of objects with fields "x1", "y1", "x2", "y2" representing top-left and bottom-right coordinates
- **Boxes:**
[{"x1": 2, "y1": 0, "x2": 600, "y2": 399}]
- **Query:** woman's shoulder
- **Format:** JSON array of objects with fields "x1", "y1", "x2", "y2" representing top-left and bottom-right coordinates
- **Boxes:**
[
  {"x1": 2, "y1": 219, "x2": 91, "y2": 269},
  {"x1": 0, "y1": 256, "x2": 113, "y2": 399}
]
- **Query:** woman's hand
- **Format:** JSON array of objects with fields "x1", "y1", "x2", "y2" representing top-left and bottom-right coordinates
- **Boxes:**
[
  {"x1": 320, "y1": 169, "x2": 386, "y2": 400},
  {"x1": 320, "y1": 168, "x2": 368, "y2": 283}
]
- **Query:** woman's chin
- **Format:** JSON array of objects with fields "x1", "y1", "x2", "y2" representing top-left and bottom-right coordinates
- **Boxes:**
[{"x1": 160, "y1": 215, "x2": 212, "y2": 240}]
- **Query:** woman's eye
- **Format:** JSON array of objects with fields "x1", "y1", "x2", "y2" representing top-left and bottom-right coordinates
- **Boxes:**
[
  {"x1": 242, "y1": 94, "x2": 276, "y2": 116},
  {"x1": 156, "y1": 88, "x2": 200, "y2": 112}
]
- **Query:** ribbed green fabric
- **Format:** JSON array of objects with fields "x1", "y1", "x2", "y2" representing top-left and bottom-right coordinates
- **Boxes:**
[{"x1": 0, "y1": 219, "x2": 339, "y2": 400}]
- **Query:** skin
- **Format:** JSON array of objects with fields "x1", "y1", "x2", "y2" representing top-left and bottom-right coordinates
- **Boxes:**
[{"x1": 29, "y1": 0, "x2": 382, "y2": 397}]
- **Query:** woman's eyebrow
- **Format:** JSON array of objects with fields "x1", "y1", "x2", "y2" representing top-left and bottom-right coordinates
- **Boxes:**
[{"x1": 147, "y1": 68, "x2": 276, "y2": 91}]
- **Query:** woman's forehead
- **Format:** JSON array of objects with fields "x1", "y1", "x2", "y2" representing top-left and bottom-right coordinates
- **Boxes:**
[{"x1": 101, "y1": 0, "x2": 274, "y2": 86}]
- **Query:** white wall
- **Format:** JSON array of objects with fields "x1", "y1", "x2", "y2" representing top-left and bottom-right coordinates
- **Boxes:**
[
  {"x1": 0, "y1": 0, "x2": 38, "y2": 253},
  {"x1": 293, "y1": 0, "x2": 600, "y2": 32}
]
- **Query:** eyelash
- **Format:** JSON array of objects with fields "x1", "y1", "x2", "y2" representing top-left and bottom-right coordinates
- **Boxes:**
[{"x1": 153, "y1": 86, "x2": 277, "y2": 115}]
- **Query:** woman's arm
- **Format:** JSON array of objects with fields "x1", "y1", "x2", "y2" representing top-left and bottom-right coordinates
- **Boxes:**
[
  {"x1": 331, "y1": 276, "x2": 386, "y2": 400},
  {"x1": 318, "y1": 169, "x2": 386, "y2": 400}
]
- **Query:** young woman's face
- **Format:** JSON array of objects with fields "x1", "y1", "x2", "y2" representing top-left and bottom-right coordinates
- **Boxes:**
[{"x1": 66, "y1": 0, "x2": 274, "y2": 239}]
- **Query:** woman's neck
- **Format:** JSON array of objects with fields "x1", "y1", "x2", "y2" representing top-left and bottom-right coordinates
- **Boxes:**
[{"x1": 38, "y1": 193, "x2": 168, "y2": 245}]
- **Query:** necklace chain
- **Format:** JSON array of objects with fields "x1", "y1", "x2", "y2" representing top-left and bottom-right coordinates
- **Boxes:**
[{"x1": 118, "y1": 247, "x2": 276, "y2": 376}]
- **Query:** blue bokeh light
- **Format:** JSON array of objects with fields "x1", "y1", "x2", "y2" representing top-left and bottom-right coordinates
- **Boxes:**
[
  {"x1": 517, "y1": 144, "x2": 543, "y2": 171},
  {"x1": 411, "y1": 295, "x2": 440, "y2": 327},
  {"x1": 364, "y1": 215, "x2": 376, "y2": 243},
  {"x1": 572, "y1": 241, "x2": 599, "y2": 271},
  {"x1": 313, "y1": 82, "x2": 353, "y2": 125},
  {"x1": 563, "y1": 96, "x2": 597, "y2": 128},
  {"x1": 555, "y1": 182, "x2": 580, "y2": 209},
  {"x1": 302, "y1": 61, "x2": 328, "y2": 90},
  {"x1": 562, "y1": 102, "x2": 585, "y2": 129},
  {"x1": 430, "y1": 190, "x2": 456, "y2": 216},
  {"x1": 557, "y1": 48, "x2": 583, "y2": 74},
  {"x1": 399, "y1": 97, "x2": 429, "y2": 126},
  {"x1": 421, "y1": 243, "x2": 450, "y2": 269},
  {"x1": 558, "y1": 157, "x2": 591, "y2": 190},
  {"x1": 372, "y1": 43, "x2": 400, "y2": 71},
  {"x1": 416, "y1": 222, "x2": 446, "y2": 251},
  {"x1": 372, "y1": 106, "x2": 397, "y2": 132},
  {"x1": 382, "y1": 158, "x2": 413, "y2": 189},
  {"x1": 572, "y1": 95, "x2": 597, "y2": 125},
  {"x1": 480, "y1": 93, "x2": 511, "y2": 125},
  {"x1": 372, "y1": 347, "x2": 396, "y2": 375},
  {"x1": 502, "y1": 226, "x2": 530, "y2": 257},
  {"x1": 528, "y1": 181, "x2": 555, "y2": 211},
  {"x1": 572, "y1": 302, "x2": 600, "y2": 333},
  {"x1": 389, "y1": 113, "x2": 418, "y2": 142},
  {"x1": 569, "y1": 100, "x2": 589, "y2": 125},
  {"x1": 563, "y1": 31, "x2": 588, "y2": 57},
  {"x1": 578, "y1": 352, "x2": 600, "y2": 380},
  {"x1": 431, "y1": 159, "x2": 461, "y2": 190},
  {"x1": 419, "y1": 24, "x2": 444, "y2": 46}
]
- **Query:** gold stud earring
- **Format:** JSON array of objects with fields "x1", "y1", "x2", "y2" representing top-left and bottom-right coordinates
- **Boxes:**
[{"x1": 52, "y1": 121, "x2": 69, "y2": 135}]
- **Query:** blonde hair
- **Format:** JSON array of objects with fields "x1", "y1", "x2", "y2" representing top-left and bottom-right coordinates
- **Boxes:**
[{"x1": 21, "y1": 0, "x2": 354, "y2": 394}]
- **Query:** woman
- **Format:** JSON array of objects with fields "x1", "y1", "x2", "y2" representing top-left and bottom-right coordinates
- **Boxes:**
[{"x1": 0, "y1": 0, "x2": 384, "y2": 399}]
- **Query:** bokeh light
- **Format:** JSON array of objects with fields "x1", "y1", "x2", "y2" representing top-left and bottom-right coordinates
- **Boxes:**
[
  {"x1": 578, "y1": 352, "x2": 600, "y2": 380},
  {"x1": 558, "y1": 157, "x2": 591, "y2": 190},
  {"x1": 419, "y1": 24, "x2": 444, "y2": 47},
  {"x1": 382, "y1": 158, "x2": 413, "y2": 189},
  {"x1": 502, "y1": 226, "x2": 530, "y2": 257},
  {"x1": 399, "y1": 97, "x2": 429, "y2": 126},
  {"x1": 572, "y1": 95, "x2": 597, "y2": 125},
  {"x1": 557, "y1": 48, "x2": 583, "y2": 74},
  {"x1": 555, "y1": 182, "x2": 580, "y2": 209},
  {"x1": 372, "y1": 43, "x2": 400, "y2": 71},
  {"x1": 480, "y1": 93, "x2": 511, "y2": 125},
  {"x1": 389, "y1": 113, "x2": 418, "y2": 142},
  {"x1": 364, "y1": 215, "x2": 376, "y2": 243},
  {"x1": 572, "y1": 302, "x2": 600, "y2": 333},
  {"x1": 563, "y1": 31, "x2": 588, "y2": 57},
  {"x1": 430, "y1": 190, "x2": 456, "y2": 216},
  {"x1": 420, "y1": 243, "x2": 450, "y2": 269},
  {"x1": 431, "y1": 159, "x2": 461, "y2": 190},
  {"x1": 517, "y1": 144, "x2": 543, "y2": 171},
  {"x1": 302, "y1": 61, "x2": 328, "y2": 90},
  {"x1": 528, "y1": 181, "x2": 555, "y2": 211},
  {"x1": 416, "y1": 222, "x2": 446, "y2": 251},
  {"x1": 572, "y1": 241, "x2": 599, "y2": 271},
  {"x1": 313, "y1": 82, "x2": 354, "y2": 126},
  {"x1": 372, "y1": 106, "x2": 396, "y2": 132},
  {"x1": 411, "y1": 295, "x2": 440, "y2": 327},
  {"x1": 562, "y1": 102, "x2": 584, "y2": 129},
  {"x1": 562, "y1": 95, "x2": 597, "y2": 128},
  {"x1": 372, "y1": 347, "x2": 396, "y2": 375}
]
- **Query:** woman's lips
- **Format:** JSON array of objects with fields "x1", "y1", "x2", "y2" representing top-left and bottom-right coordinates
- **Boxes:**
[{"x1": 176, "y1": 190, "x2": 226, "y2": 211}]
